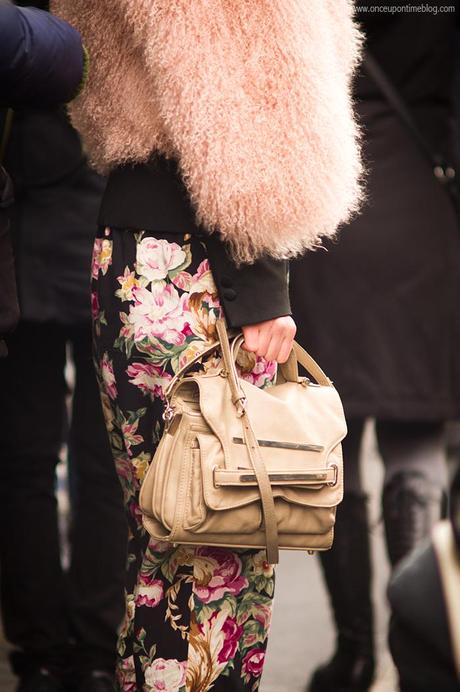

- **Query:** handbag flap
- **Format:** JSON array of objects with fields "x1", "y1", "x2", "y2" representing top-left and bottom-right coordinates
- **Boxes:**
[{"x1": 177, "y1": 372, "x2": 346, "y2": 511}]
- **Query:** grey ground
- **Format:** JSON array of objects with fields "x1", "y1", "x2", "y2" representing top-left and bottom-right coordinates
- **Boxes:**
[{"x1": 0, "y1": 422, "x2": 399, "y2": 692}]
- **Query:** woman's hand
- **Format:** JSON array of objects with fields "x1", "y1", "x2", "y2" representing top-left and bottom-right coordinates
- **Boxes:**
[{"x1": 242, "y1": 316, "x2": 297, "y2": 364}]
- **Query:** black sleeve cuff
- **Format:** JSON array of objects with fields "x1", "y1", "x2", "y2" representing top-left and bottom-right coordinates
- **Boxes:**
[{"x1": 203, "y1": 233, "x2": 291, "y2": 328}]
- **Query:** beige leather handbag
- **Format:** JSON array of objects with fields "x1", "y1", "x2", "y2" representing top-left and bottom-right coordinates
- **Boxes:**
[{"x1": 139, "y1": 320, "x2": 347, "y2": 564}]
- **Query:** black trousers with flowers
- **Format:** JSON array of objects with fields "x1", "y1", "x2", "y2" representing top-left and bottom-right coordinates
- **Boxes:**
[{"x1": 92, "y1": 227, "x2": 276, "y2": 692}]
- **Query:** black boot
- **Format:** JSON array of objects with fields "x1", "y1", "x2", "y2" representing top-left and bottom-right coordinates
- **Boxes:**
[
  {"x1": 308, "y1": 493, "x2": 375, "y2": 692},
  {"x1": 383, "y1": 471, "x2": 442, "y2": 568}
]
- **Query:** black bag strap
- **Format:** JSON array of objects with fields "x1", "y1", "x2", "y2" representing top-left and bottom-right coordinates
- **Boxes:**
[{"x1": 363, "y1": 51, "x2": 458, "y2": 216}]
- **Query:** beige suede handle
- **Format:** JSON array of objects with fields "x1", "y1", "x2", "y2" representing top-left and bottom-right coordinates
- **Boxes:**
[
  {"x1": 165, "y1": 324, "x2": 332, "y2": 403},
  {"x1": 230, "y1": 334, "x2": 332, "y2": 387}
]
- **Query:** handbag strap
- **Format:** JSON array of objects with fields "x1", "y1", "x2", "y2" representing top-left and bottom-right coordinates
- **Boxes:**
[
  {"x1": 363, "y1": 52, "x2": 458, "y2": 212},
  {"x1": 230, "y1": 334, "x2": 332, "y2": 387},
  {"x1": 216, "y1": 319, "x2": 279, "y2": 563}
]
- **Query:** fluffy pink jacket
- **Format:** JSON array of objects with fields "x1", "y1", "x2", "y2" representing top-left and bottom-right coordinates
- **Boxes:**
[{"x1": 52, "y1": 0, "x2": 363, "y2": 263}]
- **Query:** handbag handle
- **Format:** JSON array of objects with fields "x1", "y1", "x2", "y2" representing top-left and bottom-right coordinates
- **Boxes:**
[
  {"x1": 230, "y1": 334, "x2": 332, "y2": 388},
  {"x1": 164, "y1": 324, "x2": 333, "y2": 402}
]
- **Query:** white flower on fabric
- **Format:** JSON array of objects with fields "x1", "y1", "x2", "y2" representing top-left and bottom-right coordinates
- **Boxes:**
[
  {"x1": 144, "y1": 658, "x2": 187, "y2": 691},
  {"x1": 127, "y1": 283, "x2": 191, "y2": 346},
  {"x1": 136, "y1": 238, "x2": 186, "y2": 282}
]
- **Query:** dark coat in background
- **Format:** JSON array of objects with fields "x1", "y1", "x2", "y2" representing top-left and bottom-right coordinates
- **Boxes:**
[
  {"x1": 5, "y1": 108, "x2": 104, "y2": 325},
  {"x1": 0, "y1": 1, "x2": 84, "y2": 108},
  {"x1": 0, "y1": 0, "x2": 84, "y2": 349},
  {"x1": 290, "y1": 1, "x2": 460, "y2": 421}
]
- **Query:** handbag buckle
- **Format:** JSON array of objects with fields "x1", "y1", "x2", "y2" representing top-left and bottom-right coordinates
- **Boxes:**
[{"x1": 235, "y1": 396, "x2": 247, "y2": 417}]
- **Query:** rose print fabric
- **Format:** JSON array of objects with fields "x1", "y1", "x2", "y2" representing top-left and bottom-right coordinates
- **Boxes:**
[{"x1": 91, "y1": 228, "x2": 276, "y2": 691}]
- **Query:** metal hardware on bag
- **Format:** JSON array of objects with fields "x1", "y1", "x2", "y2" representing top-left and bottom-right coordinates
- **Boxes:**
[
  {"x1": 232, "y1": 437, "x2": 324, "y2": 453},
  {"x1": 239, "y1": 471, "x2": 329, "y2": 483},
  {"x1": 213, "y1": 467, "x2": 336, "y2": 487},
  {"x1": 307, "y1": 550, "x2": 316, "y2": 555},
  {"x1": 162, "y1": 404, "x2": 175, "y2": 429},
  {"x1": 327, "y1": 464, "x2": 339, "y2": 487},
  {"x1": 299, "y1": 374, "x2": 321, "y2": 388}
]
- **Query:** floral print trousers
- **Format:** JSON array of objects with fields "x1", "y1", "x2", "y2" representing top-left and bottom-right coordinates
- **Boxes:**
[{"x1": 91, "y1": 228, "x2": 276, "y2": 692}]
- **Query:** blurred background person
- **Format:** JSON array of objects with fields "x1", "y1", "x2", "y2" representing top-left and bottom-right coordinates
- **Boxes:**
[
  {"x1": 290, "y1": 2, "x2": 460, "y2": 691},
  {"x1": 387, "y1": 463, "x2": 460, "y2": 692},
  {"x1": 387, "y1": 23, "x2": 460, "y2": 692},
  {"x1": 0, "y1": 0, "x2": 85, "y2": 359},
  {"x1": 0, "y1": 3, "x2": 127, "y2": 691}
]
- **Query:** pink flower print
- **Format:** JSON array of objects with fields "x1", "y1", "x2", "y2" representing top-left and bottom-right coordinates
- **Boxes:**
[
  {"x1": 144, "y1": 658, "x2": 187, "y2": 691},
  {"x1": 91, "y1": 238, "x2": 112, "y2": 279},
  {"x1": 128, "y1": 284, "x2": 191, "y2": 347},
  {"x1": 101, "y1": 353, "x2": 117, "y2": 400},
  {"x1": 254, "y1": 603, "x2": 272, "y2": 630},
  {"x1": 193, "y1": 548, "x2": 249, "y2": 604},
  {"x1": 189, "y1": 259, "x2": 218, "y2": 296},
  {"x1": 242, "y1": 648, "x2": 265, "y2": 679},
  {"x1": 147, "y1": 536, "x2": 172, "y2": 554},
  {"x1": 117, "y1": 655, "x2": 136, "y2": 692},
  {"x1": 126, "y1": 362, "x2": 172, "y2": 401},
  {"x1": 128, "y1": 500, "x2": 144, "y2": 528},
  {"x1": 135, "y1": 579, "x2": 164, "y2": 608},
  {"x1": 171, "y1": 270, "x2": 193, "y2": 291},
  {"x1": 121, "y1": 419, "x2": 143, "y2": 457},
  {"x1": 119, "y1": 312, "x2": 135, "y2": 341},
  {"x1": 240, "y1": 357, "x2": 277, "y2": 388},
  {"x1": 91, "y1": 291, "x2": 100, "y2": 321},
  {"x1": 217, "y1": 616, "x2": 244, "y2": 664},
  {"x1": 136, "y1": 237, "x2": 186, "y2": 282}
]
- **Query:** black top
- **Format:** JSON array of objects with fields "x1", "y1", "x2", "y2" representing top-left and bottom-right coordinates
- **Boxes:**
[{"x1": 99, "y1": 156, "x2": 291, "y2": 328}]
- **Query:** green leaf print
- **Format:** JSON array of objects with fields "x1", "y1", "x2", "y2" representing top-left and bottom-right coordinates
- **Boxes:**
[
  {"x1": 254, "y1": 574, "x2": 274, "y2": 596},
  {"x1": 241, "y1": 619, "x2": 265, "y2": 649},
  {"x1": 152, "y1": 420, "x2": 162, "y2": 445},
  {"x1": 110, "y1": 432, "x2": 124, "y2": 451}
]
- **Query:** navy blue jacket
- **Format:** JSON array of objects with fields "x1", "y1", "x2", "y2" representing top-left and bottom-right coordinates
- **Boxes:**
[
  {"x1": 0, "y1": 2, "x2": 84, "y2": 107},
  {"x1": 0, "y1": 2, "x2": 84, "y2": 352}
]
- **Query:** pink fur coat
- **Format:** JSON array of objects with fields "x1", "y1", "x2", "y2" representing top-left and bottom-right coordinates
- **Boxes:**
[{"x1": 52, "y1": 0, "x2": 363, "y2": 263}]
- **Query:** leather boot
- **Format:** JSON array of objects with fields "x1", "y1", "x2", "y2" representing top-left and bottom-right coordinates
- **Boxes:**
[
  {"x1": 383, "y1": 471, "x2": 442, "y2": 568},
  {"x1": 308, "y1": 493, "x2": 375, "y2": 692}
]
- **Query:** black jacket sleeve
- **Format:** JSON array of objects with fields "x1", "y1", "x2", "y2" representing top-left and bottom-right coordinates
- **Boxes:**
[
  {"x1": 204, "y1": 232, "x2": 291, "y2": 328},
  {"x1": 99, "y1": 159, "x2": 292, "y2": 329},
  {"x1": 0, "y1": 2, "x2": 84, "y2": 107}
]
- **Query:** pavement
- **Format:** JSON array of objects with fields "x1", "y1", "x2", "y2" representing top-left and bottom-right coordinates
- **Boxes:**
[{"x1": 0, "y1": 422, "x2": 399, "y2": 692}]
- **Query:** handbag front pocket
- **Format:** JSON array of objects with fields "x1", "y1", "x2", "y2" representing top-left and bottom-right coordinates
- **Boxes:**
[{"x1": 183, "y1": 433, "x2": 262, "y2": 534}]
